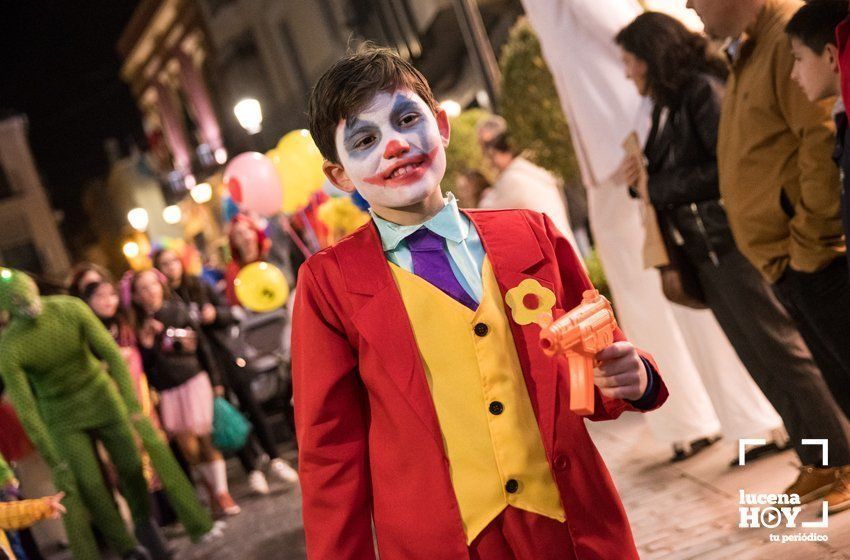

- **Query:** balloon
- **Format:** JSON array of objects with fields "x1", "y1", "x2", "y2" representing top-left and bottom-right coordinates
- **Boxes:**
[
  {"x1": 223, "y1": 152, "x2": 282, "y2": 217},
  {"x1": 233, "y1": 261, "x2": 289, "y2": 312},
  {"x1": 269, "y1": 130, "x2": 326, "y2": 213}
]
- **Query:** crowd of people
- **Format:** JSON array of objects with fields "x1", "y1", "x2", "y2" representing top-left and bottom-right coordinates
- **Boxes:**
[
  {"x1": 457, "y1": 0, "x2": 850, "y2": 518},
  {"x1": 0, "y1": 213, "x2": 301, "y2": 559},
  {"x1": 618, "y1": 0, "x2": 850, "y2": 511}
]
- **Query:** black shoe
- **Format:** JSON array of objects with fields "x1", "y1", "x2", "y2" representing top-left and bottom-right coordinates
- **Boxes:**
[
  {"x1": 135, "y1": 519, "x2": 172, "y2": 560},
  {"x1": 671, "y1": 435, "x2": 721, "y2": 462},
  {"x1": 122, "y1": 546, "x2": 152, "y2": 560}
]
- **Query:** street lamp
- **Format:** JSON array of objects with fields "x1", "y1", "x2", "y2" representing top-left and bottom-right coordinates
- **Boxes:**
[
  {"x1": 127, "y1": 208, "x2": 149, "y2": 232},
  {"x1": 440, "y1": 100, "x2": 462, "y2": 118},
  {"x1": 122, "y1": 241, "x2": 140, "y2": 259},
  {"x1": 190, "y1": 182, "x2": 213, "y2": 204},
  {"x1": 234, "y1": 98, "x2": 263, "y2": 135},
  {"x1": 162, "y1": 205, "x2": 182, "y2": 225}
]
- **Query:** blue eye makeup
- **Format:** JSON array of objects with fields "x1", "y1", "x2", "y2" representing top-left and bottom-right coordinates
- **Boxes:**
[
  {"x1": 343, "y1": 118, "x2": 380, "y2": 154},
  {"x1": 339, "y1": 93, "x2": 432, "y2": 159}
]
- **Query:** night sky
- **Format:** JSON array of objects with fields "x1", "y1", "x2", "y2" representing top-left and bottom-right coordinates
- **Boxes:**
[{"x1": 0, "y1": 1, "x2": 144, "y2": 253}]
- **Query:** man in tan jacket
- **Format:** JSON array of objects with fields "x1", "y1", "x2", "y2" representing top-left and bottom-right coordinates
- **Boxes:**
[{"x1": 690, "y1": 0, "x2": 850, "y2": 512}]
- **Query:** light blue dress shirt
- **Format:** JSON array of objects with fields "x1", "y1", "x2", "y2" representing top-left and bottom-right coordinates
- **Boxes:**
[{"x1": 370, "y1": 193, "x2": 486, "y2": 303}]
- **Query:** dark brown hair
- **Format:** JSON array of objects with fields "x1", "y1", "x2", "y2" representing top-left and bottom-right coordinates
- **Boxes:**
[
  {"x1": 68, "y1": 261, "x2": 112, "y2": 297},
  {"x1": 307, "y1": 44, "x2": 440, "y2": 163},
  {"x1": 129, "y1": 268, "x2": 171, "y2": 327},
  {"x1": 786, "y1": 0, "x2": 849, "y2": 54},
  {"x1": 615, "y1": 12, "x2": 728, "y2": 108}
]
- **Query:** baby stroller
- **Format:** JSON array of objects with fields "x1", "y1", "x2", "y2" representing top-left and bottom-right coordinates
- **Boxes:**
[{"x1": 210, "y1": 306, "x2": 295, "y2": 444}]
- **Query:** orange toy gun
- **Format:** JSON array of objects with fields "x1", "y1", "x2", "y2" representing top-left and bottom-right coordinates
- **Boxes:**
[{"x1": 539, "y1": 289, "x2": 618, "y2": 416}]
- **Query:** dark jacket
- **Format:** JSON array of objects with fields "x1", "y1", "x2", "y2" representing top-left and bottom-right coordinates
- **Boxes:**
[
  {"x1": 644, "y1": 73, "x2": 737, "y2": 266},
  {"x1": 832, "y1": 109, "x2": 850, "y2": 275},
  {"x1": 139, "y1": 297, "x2": 222, "y2": 391},
  {"x1": 173, "y1": 275, "x2": 235, "y2": 329}
]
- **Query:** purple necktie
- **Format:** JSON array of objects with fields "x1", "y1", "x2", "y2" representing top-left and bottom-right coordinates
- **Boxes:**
[{"x1": 406, "y1": 228, "x2": 477, "y2": 310}]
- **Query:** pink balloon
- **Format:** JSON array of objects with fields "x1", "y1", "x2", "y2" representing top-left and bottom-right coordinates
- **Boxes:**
[{"x1": 223, "y1": 152, "x2": 282, "y2": 217}]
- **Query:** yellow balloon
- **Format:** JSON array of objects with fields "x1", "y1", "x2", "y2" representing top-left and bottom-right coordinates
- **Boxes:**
[
  {"x1": 233, "y1": 262, "x2": 290, "y2": 312},
  {"x1": 270, "y1": 129, "x2": 326, "y2": 213}
]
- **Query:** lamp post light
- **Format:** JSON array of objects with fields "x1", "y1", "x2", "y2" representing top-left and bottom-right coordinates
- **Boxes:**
[
  {"x1": 162, "y1": 205, "x2": 182, "y2": 225},
  {"x1": 122, "y1": 241, "x2": 141, "y2": 259},
  {"x1": 234, "y1": 98, "x2": 263, "y2": 135},
  {"x1": 440, "y1": 100, "x2": 462, "y2": 119},
  {"x1": 190, "y1": 182, "x2": 213, "y2": 204},
  {"x1": 127, "y1": 207, "x2": 149, "y2": 232}
]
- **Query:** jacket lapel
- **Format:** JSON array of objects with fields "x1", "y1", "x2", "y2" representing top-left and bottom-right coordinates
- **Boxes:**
[
  {"x1": 646, "y1": 105, "x2": 674, "y2": 171},
  {"x1": 466, "y1": 210, "x2": 559, "y2": 453},
  {"x1": 336, "y1": 222, "x2": 445, "y2": 452}
]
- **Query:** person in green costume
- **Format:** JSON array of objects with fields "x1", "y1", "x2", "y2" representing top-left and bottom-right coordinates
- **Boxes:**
[{"x1": 0, "y1": 269, "x2": 217, "y2": 559}]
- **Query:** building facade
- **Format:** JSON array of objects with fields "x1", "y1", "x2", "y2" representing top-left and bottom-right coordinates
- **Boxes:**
[
  {"x1": 0, "y1": 115, "x2": 71, "y2": 281},
  {"x1": 118, "y1": 0, "x2": 522, "y2": 184}
]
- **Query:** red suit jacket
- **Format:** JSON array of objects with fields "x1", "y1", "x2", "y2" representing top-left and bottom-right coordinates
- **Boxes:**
[{"x1": 292, "y1": 209, "x2": 669, "y2": 560}]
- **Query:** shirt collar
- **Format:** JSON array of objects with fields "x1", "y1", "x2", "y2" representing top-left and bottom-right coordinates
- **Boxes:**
[
  {"x1": 834, "y1": 97, "x2": 846, "y2": 118},
  {"x1": 370, "y1": 192, "x2": 469, "y2": 252}
]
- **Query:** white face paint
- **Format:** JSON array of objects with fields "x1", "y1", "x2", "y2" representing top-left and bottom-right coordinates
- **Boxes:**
[{"x1": 334, "y1": 89, "x2": 447, "y2": 209}]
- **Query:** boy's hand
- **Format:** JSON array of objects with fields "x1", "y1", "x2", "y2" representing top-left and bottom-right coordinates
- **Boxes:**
[
  {"x1": 594, "y1": 342, "x2": 647, "y2": 401},
  {"x1": 43, "y1": 492, "x2": 67, "y2": 519}
]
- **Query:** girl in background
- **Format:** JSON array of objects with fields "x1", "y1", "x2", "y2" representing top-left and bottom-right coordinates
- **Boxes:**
[
  {"x1": 130, "y1": 269, "x2": 240, "y2": 518},
  {"x1": 154, "y1": 248, "x2": 298, "y2": 494},
  {"x1": 225, "y1": 215, "x2": 269, "y2": 307}
]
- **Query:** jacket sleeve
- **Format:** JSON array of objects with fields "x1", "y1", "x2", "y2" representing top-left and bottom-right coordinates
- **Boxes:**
[
  {"x1": 201, "y1": 278, "x2": 236, "y2": 328},
  {"x1": 292, "y1": 263, "x2": 375, "y2": 560},
  {"x1": 647, "y1": 78, "x2": 722, "y2": 208},
  {"x1": 0, "y1": 497, "x2": 55, "y2": 531},
  {"x1": 191, "y1": 314, "x2": 224, "y2": 388},
  {"x1": 540, "y1": 213, "x2": 668, "y2": 421},
  {"x1": 774, "y1": 38, "x2": 844, "y2": 273},
  {"x1": 76, "y1": 299, "x2": 142, "y2": 415}
]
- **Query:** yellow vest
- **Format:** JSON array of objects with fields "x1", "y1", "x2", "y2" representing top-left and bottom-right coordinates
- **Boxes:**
[{"x1": 389, "y1": 258, "x2": 565, "y2": 543}]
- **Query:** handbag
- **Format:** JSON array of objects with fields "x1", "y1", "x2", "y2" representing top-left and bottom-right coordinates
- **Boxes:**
[
  {"x1": 658, "y1": 254, "x2": 708, "y2": 310},
  {"x1": 623, "y1": 131, "x2": 708, "y2": 309},
  {"x1": 212, "y1": 397, "x2": 252, "y2": 452}
]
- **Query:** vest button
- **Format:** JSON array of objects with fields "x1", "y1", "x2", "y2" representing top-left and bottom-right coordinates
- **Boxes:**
[
  {"x1": 553, "y1": 454, "x2": 569, "y2": 471},
  {"x1": 489, "y1": 401, "x2": 504, "y2": 415},
  {"x1": 505, "y1": 479, "x2": 519, "y2": 494},
  {"x1": 474, "y1": 322, "x2": 489, "y2": 337}
]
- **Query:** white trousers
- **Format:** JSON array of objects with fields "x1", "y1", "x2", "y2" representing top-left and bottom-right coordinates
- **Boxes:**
[{"x1": 587, "y1": 184, "x2": 782, "y2": 443}]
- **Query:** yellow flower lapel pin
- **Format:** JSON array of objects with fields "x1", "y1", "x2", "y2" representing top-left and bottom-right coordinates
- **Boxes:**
[{"x1": 505, "y1": 279, "x2": 556, "y2": 326}]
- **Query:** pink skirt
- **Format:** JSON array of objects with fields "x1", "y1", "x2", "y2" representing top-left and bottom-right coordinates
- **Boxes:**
[{"x1": 158, "y1": 372, "x2": 214, "y2": 436}]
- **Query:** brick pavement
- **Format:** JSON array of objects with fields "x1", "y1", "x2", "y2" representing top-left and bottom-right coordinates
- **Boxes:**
[{"x1": 589, "y1": 413, "x2": 850, "y2": 559}]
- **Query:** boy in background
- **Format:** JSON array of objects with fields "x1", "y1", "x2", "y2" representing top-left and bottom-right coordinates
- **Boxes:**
[{"x1": 788, "y1": 0, "x2": 850, "y2": 275}]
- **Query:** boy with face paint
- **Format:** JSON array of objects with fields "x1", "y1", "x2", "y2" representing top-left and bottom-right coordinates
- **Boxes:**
[{"x1": 294, "y1": 47, "x2": 668, "y2": 560}]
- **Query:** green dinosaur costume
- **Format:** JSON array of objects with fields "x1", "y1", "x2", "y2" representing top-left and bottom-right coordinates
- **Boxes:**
[
  {"x1": 0, "y1": 453, "x2": 13, "y2": 488},
  {"x1": 0, "y1": 269, "x2": 213, "y2": 559}
]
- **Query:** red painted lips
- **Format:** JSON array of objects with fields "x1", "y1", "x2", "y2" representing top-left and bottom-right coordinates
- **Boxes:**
[{"x1": 363, "y1": 146, "x2": 438, "y2": 188}]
